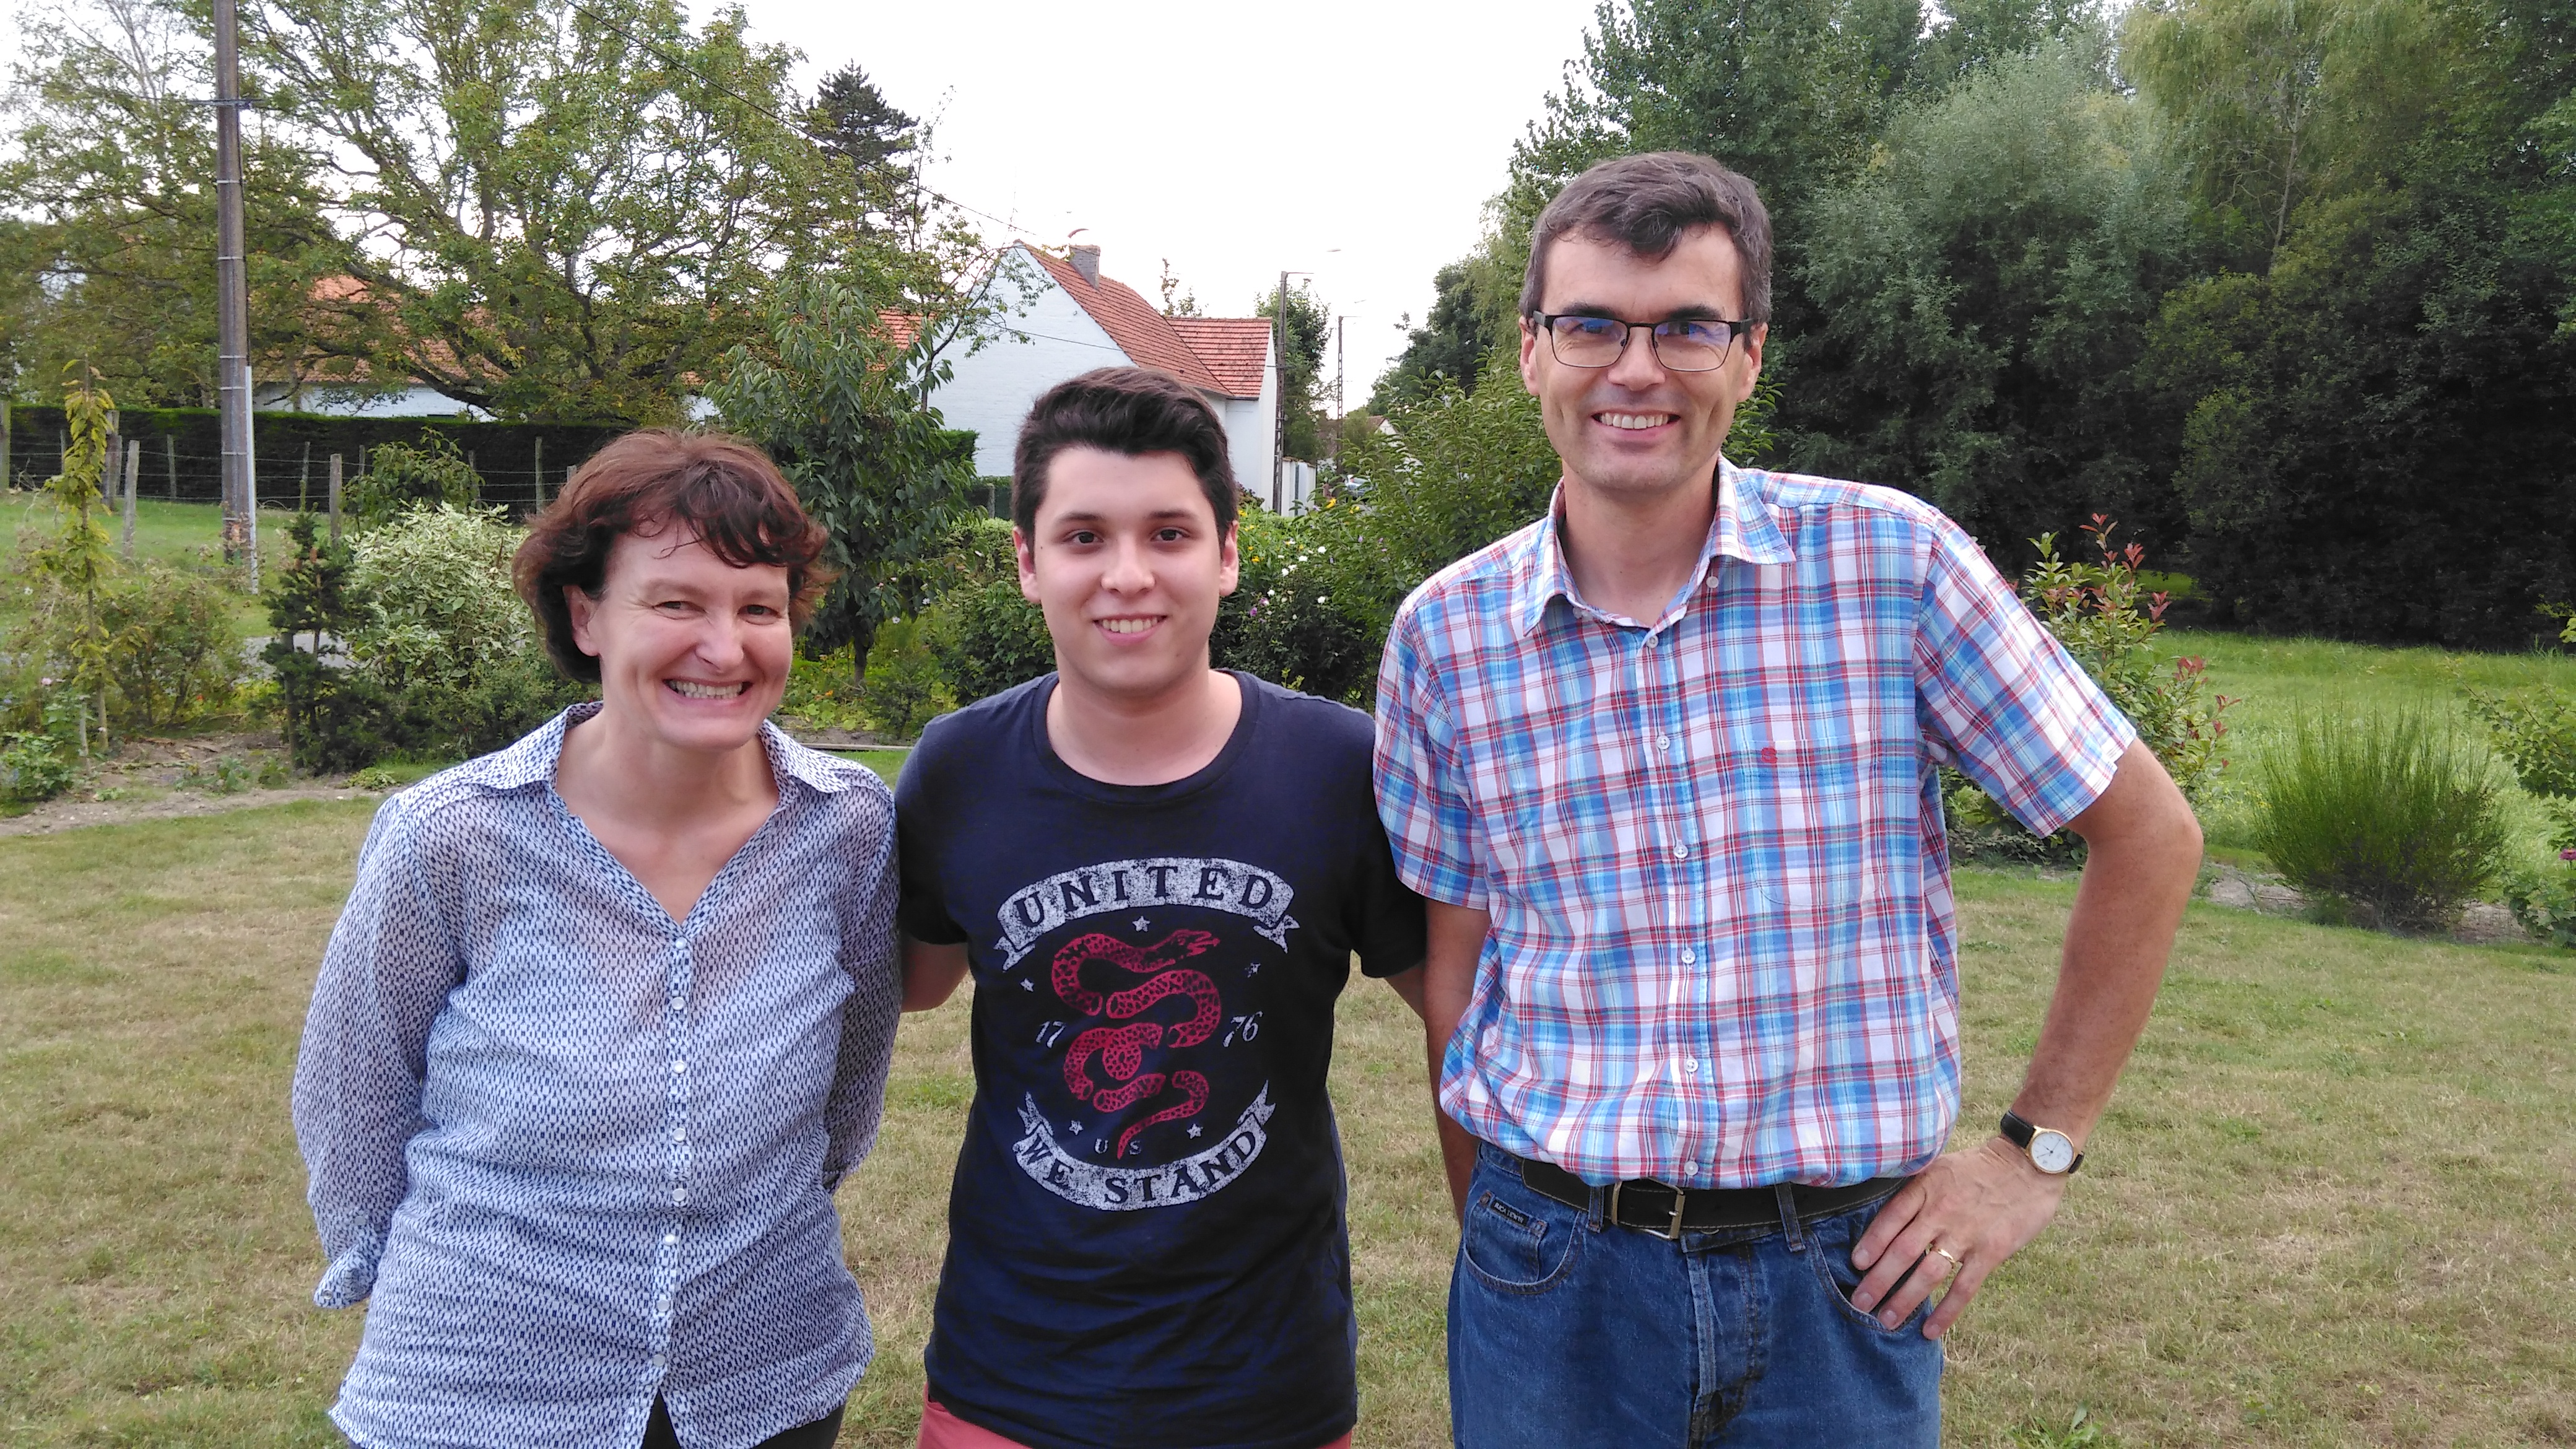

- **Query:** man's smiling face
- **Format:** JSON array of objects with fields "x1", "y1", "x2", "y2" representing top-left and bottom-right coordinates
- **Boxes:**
[
  {"x1": 1016, "y1": 446, "x2": 1238, "y2": 704},
  {"x1": 1518, "y1": 225, "x2": 1767, "y2": 507}
]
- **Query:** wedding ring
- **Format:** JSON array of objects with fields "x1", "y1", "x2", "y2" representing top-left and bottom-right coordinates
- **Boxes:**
[{"x1": 1926, "y1": 1244, "x2": 1963, "y2": 1274}]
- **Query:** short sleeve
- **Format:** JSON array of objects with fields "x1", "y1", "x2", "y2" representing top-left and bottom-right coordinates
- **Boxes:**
[
  {"x1": 893, "y1": 729, "x2": 968, "y2": 946},
  {"x1": 1372, "y1": 603, "x2": 1489, "y2": 909},
  {"x1": 1347, "y1": 806, "x2": 1429, "y2": 980},
  {"x1": 1913, "y1": 515, "x2": 2138, "y2": 836}
]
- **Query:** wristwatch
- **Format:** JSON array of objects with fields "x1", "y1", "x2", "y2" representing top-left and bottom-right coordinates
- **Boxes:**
[{"x1": 1999, "y1": 1110, "x2": 2084, "y2": 1175}]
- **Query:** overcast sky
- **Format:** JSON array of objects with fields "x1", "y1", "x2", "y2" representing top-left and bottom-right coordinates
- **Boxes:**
[
  {"x1": 0, "y1": 0, "x2": 1604, "y2": 399},
  {"x1": 731, "y1": 0, "x2": 1602, "y2": 400}
]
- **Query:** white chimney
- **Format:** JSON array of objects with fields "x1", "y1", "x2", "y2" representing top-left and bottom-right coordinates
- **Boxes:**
[{"x1": 1069, "y1": 244, "x2": 1102, "y2": 286}]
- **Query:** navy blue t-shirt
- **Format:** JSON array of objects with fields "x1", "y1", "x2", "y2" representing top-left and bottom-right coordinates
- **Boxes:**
[{"x1": 894, "y1": 672, "x2": 1427, "y2": 1449}]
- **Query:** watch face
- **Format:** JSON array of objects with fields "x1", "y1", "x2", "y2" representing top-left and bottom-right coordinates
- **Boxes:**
[{"x1": 2030, "y1": 1129, "x2": 2078, "y2": 1174}]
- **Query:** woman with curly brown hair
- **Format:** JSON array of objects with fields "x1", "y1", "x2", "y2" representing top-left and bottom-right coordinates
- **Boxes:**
[{"x1": 293, "y1": 430, "x2": 898, "y2": 1449}]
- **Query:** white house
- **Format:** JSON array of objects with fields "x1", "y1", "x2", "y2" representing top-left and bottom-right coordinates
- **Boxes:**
[{"x1": 925, "y1": 243, "x2": 1303, "y2": 510}]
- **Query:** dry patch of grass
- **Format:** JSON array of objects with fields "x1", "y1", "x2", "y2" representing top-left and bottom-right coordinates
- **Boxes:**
[{"x1": 3, "y1": 806, "x2": 2572, "y2": 1446}]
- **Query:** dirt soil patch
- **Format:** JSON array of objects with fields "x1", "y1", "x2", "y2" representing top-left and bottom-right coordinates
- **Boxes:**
[{"x1": 0, "y1": 730, "x2": 383, "y2": 837}]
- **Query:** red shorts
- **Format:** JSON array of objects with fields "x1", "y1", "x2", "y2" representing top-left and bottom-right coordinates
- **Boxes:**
[{"x1": 916, "y1": 1395, "x2": 1354, "y2": 1449}]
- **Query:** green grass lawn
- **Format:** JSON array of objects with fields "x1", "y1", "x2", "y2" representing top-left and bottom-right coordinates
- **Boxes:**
[
  {"x1": 2162, "y1": 629, "x2": 2576, "y2": 868},
  {"x1": 2, "y1": 802, "x2": 2570, "y2": 1446},
  {"x1": 2, "y1": 494, "x2": 294, "y2": 638}
]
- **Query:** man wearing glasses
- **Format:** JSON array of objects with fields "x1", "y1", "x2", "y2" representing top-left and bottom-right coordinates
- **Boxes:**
[{"x1": 1372, "y1": 150, "x2": 2203, "y2": 1445}]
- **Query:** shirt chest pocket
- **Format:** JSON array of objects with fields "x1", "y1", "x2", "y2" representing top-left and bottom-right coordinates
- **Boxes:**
[{"x1": 1720, "y1": 717, "x2": 1892, "y2": 911}]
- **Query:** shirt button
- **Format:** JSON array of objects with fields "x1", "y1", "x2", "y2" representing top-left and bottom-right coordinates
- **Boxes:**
[
  {"x1": 668, "y1": 996, "x2": 684, "y2": 1012},
  {"x1": 650, "y1": 1355, "x2": 665, "y2": 1372},
  {"x1": 1673, "y1": 843, "x2": 1689, "y2": 860},
  {"x1": 1656, "y1": 734, "x2": 1671, "y2": 751},
  {"x1": 1681, "y1": 947, "x2": 1697, "y2": 964},
  {"x1": 672, "y1": 1127, "x2": 686, "y2": 1144},
  {"x1": 672, "y1": 1060, "x2": 687, "y2": 1074},
  {"x1": 1684, "y1": 1058, "x2": 1699, "y2": 1074},
  {"x1": 671, "y1": 1186, "x2": 687, "y2": 1206},
  {"x1": 663, "y1": 1232, "x2": 677, "y2": 1246},
  {"x1": 658, "y1": 1294, "x2": 672, "y2": 1312}
]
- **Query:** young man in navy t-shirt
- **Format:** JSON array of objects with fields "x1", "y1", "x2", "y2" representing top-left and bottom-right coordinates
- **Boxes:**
[{"x1": 894, "y1": 367, "x2": 1429, "y2": 1449}]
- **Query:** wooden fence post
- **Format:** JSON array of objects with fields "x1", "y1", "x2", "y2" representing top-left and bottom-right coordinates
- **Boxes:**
[
  {"x1": 328, "y1": 454, "x2": 344, "y2": 545},
  {"x1": 298, "y1": 440, "x2": 312, "y2": 513},
  {"x1": 122, "y1": 440, "x2": 139, "y2": 558},
  {"x1": 101, "y1": 430, "x2": 119, "y2": 503},
  {"x1": 165, "y1": 436, "x2": 177, "y2": 499},
  {"x1": 532, "y1": 435, "x2": 545, "y2": 508}
]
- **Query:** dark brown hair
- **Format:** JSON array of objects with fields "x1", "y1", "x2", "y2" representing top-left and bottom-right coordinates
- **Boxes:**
[
  {"x1": 1519, "y1": 151, "x2": 1774, "y2": 325},
  {"x1": 1012, "y1": 367, "x2": 1239, "y2": 536},
  {"x1": 512, "y1": 429, "x2": 833, "y2": 682}
]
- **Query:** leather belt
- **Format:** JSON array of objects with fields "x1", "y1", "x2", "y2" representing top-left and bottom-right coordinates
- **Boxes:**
[{"x1": 1515, "y1": 1154, "x2": 1902, "y2": 1241}]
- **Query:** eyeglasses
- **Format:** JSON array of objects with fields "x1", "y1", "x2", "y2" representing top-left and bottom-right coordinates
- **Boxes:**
[{"x1": 1531, "y1": 313, "x2": 1750, "y2": 372}]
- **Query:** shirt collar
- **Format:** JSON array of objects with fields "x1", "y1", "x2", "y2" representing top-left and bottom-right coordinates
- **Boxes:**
[
  {"x1": 1509, "y1": 459, "x2": 1797, "y2": 638},
  {"x1": 480, "y1": 700, "x2": 858, "y2": 796}
]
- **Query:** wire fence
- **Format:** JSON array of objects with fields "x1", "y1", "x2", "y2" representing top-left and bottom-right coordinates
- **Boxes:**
[{"x1": 1, "y1": 405, "x2": 628, "y2": 516}]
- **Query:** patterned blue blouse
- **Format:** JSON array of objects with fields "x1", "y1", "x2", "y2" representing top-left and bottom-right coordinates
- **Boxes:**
[{"x1": 292, "y1": 705, "x2": 902, "y2": 1449}]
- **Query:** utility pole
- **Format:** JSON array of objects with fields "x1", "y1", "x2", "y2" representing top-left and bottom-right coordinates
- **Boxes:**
[
  {"x1": 1333, "y1": 315, "x2": 1345, "y2": 473},
  {"x1": 1273, "y1": 270, "x2": 1288, "y2": 515},
  {"x1": 213, "y1": 0, "x2": 256, "y2": 587}
]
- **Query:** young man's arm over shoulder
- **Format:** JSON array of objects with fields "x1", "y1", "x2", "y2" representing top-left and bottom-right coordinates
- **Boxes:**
[
  {"x1": 902, "y1": 937, "x2": 970, "y2": 1011},
  {"x1": 891, "y1": 718, "x2": 973, "y2": 1012}
]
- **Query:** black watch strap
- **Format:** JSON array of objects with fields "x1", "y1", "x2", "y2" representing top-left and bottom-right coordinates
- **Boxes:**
[{"x1": 1999, "y1": 1110, "x2": 2084, "y2": 1173}]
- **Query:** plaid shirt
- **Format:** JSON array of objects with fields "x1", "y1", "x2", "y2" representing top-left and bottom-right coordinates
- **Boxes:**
[{"x1": 1373, "y1": 463, "x2": 2134, "y2": 1188}]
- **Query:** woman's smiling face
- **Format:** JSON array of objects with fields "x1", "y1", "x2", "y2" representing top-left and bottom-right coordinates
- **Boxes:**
[{"x1": 566, "y1": 523, "x2": 794, "y2": 756}]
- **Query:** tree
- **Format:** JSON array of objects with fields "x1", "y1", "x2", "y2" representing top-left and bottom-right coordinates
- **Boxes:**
[
  {"x1": 2138, "y1": 0, "x2": 2576, "y2": 645},
  {"x1": 1378, "y1": 0, "x2": 2101, "y2": 432},
  {"x1": 2125, "y1": 0, "x2": 2445, "y2": 271},
  {"x1": 0, "y1": 0, "x2": 348, "y2": 405},
  {"x1": 1793, "y1": 39, "x2": 2196, "y2": 557},
  {"x1": 21, "y1": 367, "x2": 119, "y2": 753},
  {"x1": 708, "y1": 272, "x2": 979, "y2": 676},
  {"x1": 1256, "y1": 280, "x2": 1331, "y2": 461},
  {"x1": 232, "y1": 0, "x2": 893, "y2": 424},
  {"x1": 1372, "y1": 259, "x2": 1503, "y2": 411}
]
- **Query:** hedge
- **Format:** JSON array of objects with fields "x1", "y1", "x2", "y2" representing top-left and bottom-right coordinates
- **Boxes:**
[{"x1": 0, "y1": 403, "x2": 627, "y2": 515}]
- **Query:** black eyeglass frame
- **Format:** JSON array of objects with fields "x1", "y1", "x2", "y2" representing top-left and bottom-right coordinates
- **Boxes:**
[{"x1": 1528, "y1": 312, "x2": 1753, "y2": 373}]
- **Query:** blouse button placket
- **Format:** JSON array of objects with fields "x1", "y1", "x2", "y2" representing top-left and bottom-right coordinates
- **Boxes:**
[{"x1": 651, "y1": 935, "x2": 695, "y2": 1379}]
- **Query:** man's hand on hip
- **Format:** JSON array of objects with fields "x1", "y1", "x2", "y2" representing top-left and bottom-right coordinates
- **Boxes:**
[{"x1": 1846, "y1": 1137, "x2": 2066, "y2": 1339}]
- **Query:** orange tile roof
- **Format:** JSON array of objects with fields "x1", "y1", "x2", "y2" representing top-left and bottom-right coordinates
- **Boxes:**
[
  {"x1": 1019, "y1": 246, "x2": 1267, "y2": 399},
  {"x1": 1170, "y1": 318, "x2": 1273, "y2": 399}
]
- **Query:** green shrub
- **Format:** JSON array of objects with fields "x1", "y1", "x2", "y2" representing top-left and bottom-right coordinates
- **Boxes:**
[
  {"x1": 2256, "y1": 708, "x2": 2507, "y2": 933},
  {"x1": 1212, "y1": 508, "x2": 1377, "y2": 704},
  {"x1": 919, "y1": 518, "x2": 1053, "y2": 707},
  {"x1": 1952, "y1": 517, "x2": 2234, "y2": 863},
  {"x1": 349, "y1": 435, "x2": 482, "y2": 527},
  {"x1": 345, "y1": 505, "x2": 534, "y2": 692},
  {"x1": 861, "y1": 618, "x2": 952, "y2": 740},
  {"x1": 0, "y1": 730, "x2": 75, "y2": 803},
  {"x1": 98, "y1": 564, "x2": 248, "y2": 729},
  {"x1": 2462, "y1": 685, "x2": 2576, "y2": 799},
  {"x1": 264, "y1": 506, "x2": 586, "y2": 772},
  {"x1": 780, "y1": 648, "x2": 870, "y2": 732}
]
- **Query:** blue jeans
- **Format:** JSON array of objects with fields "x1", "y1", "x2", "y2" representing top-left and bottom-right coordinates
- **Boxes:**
[{"x1": 1448, "y1": 1143, "x2": 1942, "y2": 1448}]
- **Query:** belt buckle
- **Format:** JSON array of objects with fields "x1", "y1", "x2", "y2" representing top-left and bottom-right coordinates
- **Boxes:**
[{"x1": 1611, "y1": 1179, "x2": 1688, "y2": 1240}]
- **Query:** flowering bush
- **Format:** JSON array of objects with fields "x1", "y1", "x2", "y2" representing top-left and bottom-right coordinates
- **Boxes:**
[
  {"x1": 1211, "y1": 508, "x2": 1376, "y2": 705},
  {"x1": 1951, "y1": 517, "x2": 2235, "y2": 862}
]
